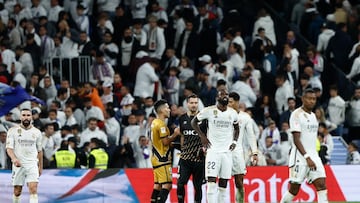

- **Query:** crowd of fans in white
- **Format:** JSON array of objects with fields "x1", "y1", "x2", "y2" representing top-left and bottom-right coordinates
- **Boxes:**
[{"x1": 0, "y1": 0, "x2": 360, "y2": 170}]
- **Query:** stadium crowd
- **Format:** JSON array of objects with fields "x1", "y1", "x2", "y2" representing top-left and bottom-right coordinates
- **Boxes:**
[{"x1": 1, "y1": 0, "x2": 360, "y2": 170}]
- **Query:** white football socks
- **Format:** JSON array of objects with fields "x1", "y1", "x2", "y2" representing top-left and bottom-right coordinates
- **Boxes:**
[
  {"x1": 13, "y1": 195, "x2": 20, "y2": 203},
  {"x1": 317, "y1": 189, "x2": 328, "y2": 203},
  {"x1": 280, "y1": 191, "x2": 294, "y2": 203},
  {"x1": 29, "y1": 194, "x2": 38, "y2": 203}
]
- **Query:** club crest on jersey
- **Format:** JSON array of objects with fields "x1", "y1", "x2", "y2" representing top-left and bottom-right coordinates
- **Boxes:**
[
  {"x1": 17, "y1": 129, "x2": 22, "y2": 136},
  {"x1": 213, "y1": 110, "x2": 218, "y2": 118}
]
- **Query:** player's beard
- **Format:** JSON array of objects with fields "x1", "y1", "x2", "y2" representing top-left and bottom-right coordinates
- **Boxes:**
[
  {"x1": 22, "y1": 119, "x2": 31, "y2": 128},
  {"x1": 189, "y1": 106, "x2": 197, "y2": 114},
  {"x1": 218, "y1": 97, "x2": 229, "y2": 106}
]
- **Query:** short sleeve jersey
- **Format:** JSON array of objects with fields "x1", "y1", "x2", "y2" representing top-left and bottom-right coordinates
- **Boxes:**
[
  {"x1": 150, "y1": 118, "x2": 171, "y2": 166},
  {"x1": 289, "y1": 107, "x2": 319, "y2": 165},
  {"x1": 196, "y1": 106, "x2": 239, "y2": 152},
  {"x1": 179, "y1": 113, "x2": 203, "y2": 162},
  {"x1": 6, "y1": 125, "x2": 42, "y2": 165},
  {"x1": 237, "y1": 111, "x2": 256, "y2": 152}
]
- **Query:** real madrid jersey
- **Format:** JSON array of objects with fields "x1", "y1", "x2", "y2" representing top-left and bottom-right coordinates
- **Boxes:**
[
  {"x1": 237, "y1": 111, "x2": 257, "y2": 154},
  {"x1": 196, "y1": 106, "x2": 239, "y2": 152},
  {"x1": 288, "y1": 107, "x2": 319, "y2": 166},
  {"x1": 6, "y1": 125, "x2": 42, "y2": 165}
]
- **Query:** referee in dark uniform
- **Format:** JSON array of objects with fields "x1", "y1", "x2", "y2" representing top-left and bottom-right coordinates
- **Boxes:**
[{"x1": 177, "y1": 94, "x2": 205, "y2": 203}]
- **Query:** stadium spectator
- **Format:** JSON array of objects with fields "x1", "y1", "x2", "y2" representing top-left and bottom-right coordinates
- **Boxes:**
[
  {"x1": 118, "y1": 27, "x2": 141, "y2": 83},
  {"x1": 134, "y1": 135, "x2": 152, "y2": 168},
  {"x1": 318, "y1": 123, "x2": 334, "y2": 159},
  {"x1": 63, "y1": 106, "x2": 77, "y2": 127},
  {"x1": 163, "y1": 67, "x2": 180, "y2": 105},
  {"x1": 347, "y1": 44, "x2": 360, "y2": 84},
  {"x1": 315, "y1": 106, "x2": 337, "y2": 132},
  {"x1": 262, "y1": 136, "x2": 283, "y2": 166},
  {"x1": 79, "y1": 118, "x2": 108, "y2": 148},
  {"x1": 346, "y1": 86, "x2": 360, "y2": 142},
  {"x1": 47, "y1": 0, "x2": 63, "y2": 23},
  {"x1": 317, "y1": 22, "x2": 335, "y2": 53},
  {"x1": 104, "y1": 108, "x2": 121, "y2": 146},
  {"x1": 326, "y1": 23, "x2": 352, "y2": 72},
  {"x1": 275, "y1": 73, "x2": 294, "y2": 115},
  {"x1": 15, "y1": 45, "x2": 34, "y2": 80},
  {"x1": 78, "y1": 31, "x2": 94, "y2": 57},
  {"x1": 150, "y1": 1, "x2": 168, "y2": 23},
  {"x1": 326, "y1": 85, "x2": 346, "y2": 136},
  {"x1": 11, "y1": 62, "x2": 26, "y2": 88},
  {"x1": 162, "y1": 48, "x2": 180, "y2": 77},
  {"x1": 231, "y1": 74, "x2": 257, "y2": 109},
  {"x1": 41, "y1": 123, "x2": 57, "y2": 166},
  {"x1": 346, "y1": 142, "x2": 360, "y2": 164},
  {"x1": 109, "y1": 135, "x2": 135, "y2": 168},
  {"x1": 7, "y1": 18, "x2": 21, "y2": 50},
  {"x1": 0, "y1": 124, "x2": 9, "y2": 169},
  {"x1": 318, "y1": 133, "x2": 330, "y2": 165},
  {"x1": 50, "y1": 140, "x2": 77, "y2": 168},
  {"x1": 99, "y1": 31, "x2": 118, "y2": 67},
  {"x1": 74, "y1": 4, "x2": 89, "y2": 35},
  {"x1": 253, "y1": 8, "x2": 276, "y2": 46},
  {"x1": 88, "y1": 138, "x2": 109, "y2": 169},
  {"x1": 176, "y1": 19, "x2": 199, "y2": 61},
  {"x1": 254, "y1": 94, "x2": 278, "y2": 125},
  {"x1": 133, "y1": 58, "x2": 160, "y2": 99},
  {"x1": 306, "y1": 45, "x2": 324, "y2": 77},
  {"x1": 279, "y1": 97, "x2": 296, "y2": 127},
  {"x1": 31, "y1": 108, "x2": 44, "y2": 131},
  {"x1": 260, "y1": 119, "x2": 280, "y2": 149},
  {"x1": 123, "y1": 114, "x2": 142, "y2": 149}
]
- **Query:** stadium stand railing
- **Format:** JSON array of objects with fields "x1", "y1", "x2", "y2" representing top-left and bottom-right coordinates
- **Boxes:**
[
  {"x1": 44, "y1": 56, "x2": 92, "y2": 85},
  {"x1": 331, "y1": 136, "x2": 348, "y2": 165}
]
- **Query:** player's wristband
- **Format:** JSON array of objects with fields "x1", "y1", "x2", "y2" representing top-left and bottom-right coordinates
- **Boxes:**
[
  {"x1": 232, "y1": 140, "x2": 237, "y2": 145},
  {"x1": 303, "y1": 153, "x2": 310, "y2": 159}
]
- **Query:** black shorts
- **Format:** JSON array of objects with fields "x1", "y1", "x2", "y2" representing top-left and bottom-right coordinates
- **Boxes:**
[{"x1": 177, "y1": 158, "x2": 205, "y2": 187}]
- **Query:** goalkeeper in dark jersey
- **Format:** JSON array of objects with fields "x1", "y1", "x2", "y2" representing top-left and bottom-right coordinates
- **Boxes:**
[{"x1": 177, "y1": 94, "x2": 205, "y2": 203}]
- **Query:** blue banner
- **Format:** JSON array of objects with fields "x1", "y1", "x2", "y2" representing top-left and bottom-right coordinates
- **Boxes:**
[{"x1": 0, "y1": 83, "x2": 44, "y2": 116}]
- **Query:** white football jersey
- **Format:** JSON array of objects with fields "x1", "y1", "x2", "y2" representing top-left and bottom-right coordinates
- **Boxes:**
[
  {"x1": 196, "y1": 105, "x2": 239, "y2": 152},
  {"x1": 6, "y1": 125, "x2": 42, "y2": 165},
  {"x1": 288, "y1": 107, "x2": 319, "y2": 166},
  {"x1": 237, "y1": 111, "x2": 257, "y2": 154}
]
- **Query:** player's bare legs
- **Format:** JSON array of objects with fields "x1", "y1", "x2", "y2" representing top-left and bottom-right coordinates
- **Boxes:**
[
  {"x1": 313, "y1": 178, "x2": 328, "y2": 203},
  {"x1": 28, "y1": 182, "x2": 39, "y2": 203},
  {"x1": 280, "y1": 182, "x2": 300, "y2": 203},
  {"x1": 13, "y1": 185, "x2": 22, "y2": 203},
  {"x1": 151, "y1": 183, "x2": 172, "y2": 203},
  {"x1": 234, "y1": 174, "x2": 244, "y2": 203}
]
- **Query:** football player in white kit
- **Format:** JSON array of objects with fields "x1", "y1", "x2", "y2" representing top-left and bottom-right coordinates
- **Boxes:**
[
  {"x1": 280, "y1": 89, "x2": 328, "y2": 203},
  {"x1": 191, "y1": 89, "x2": 240, "y2": 203},
  {"x1": 6, "y1": 108, "x2": 43, "y2": 203},
  {"x1": 228, "y1": 92, "x2": 258, "y2": 203}
]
